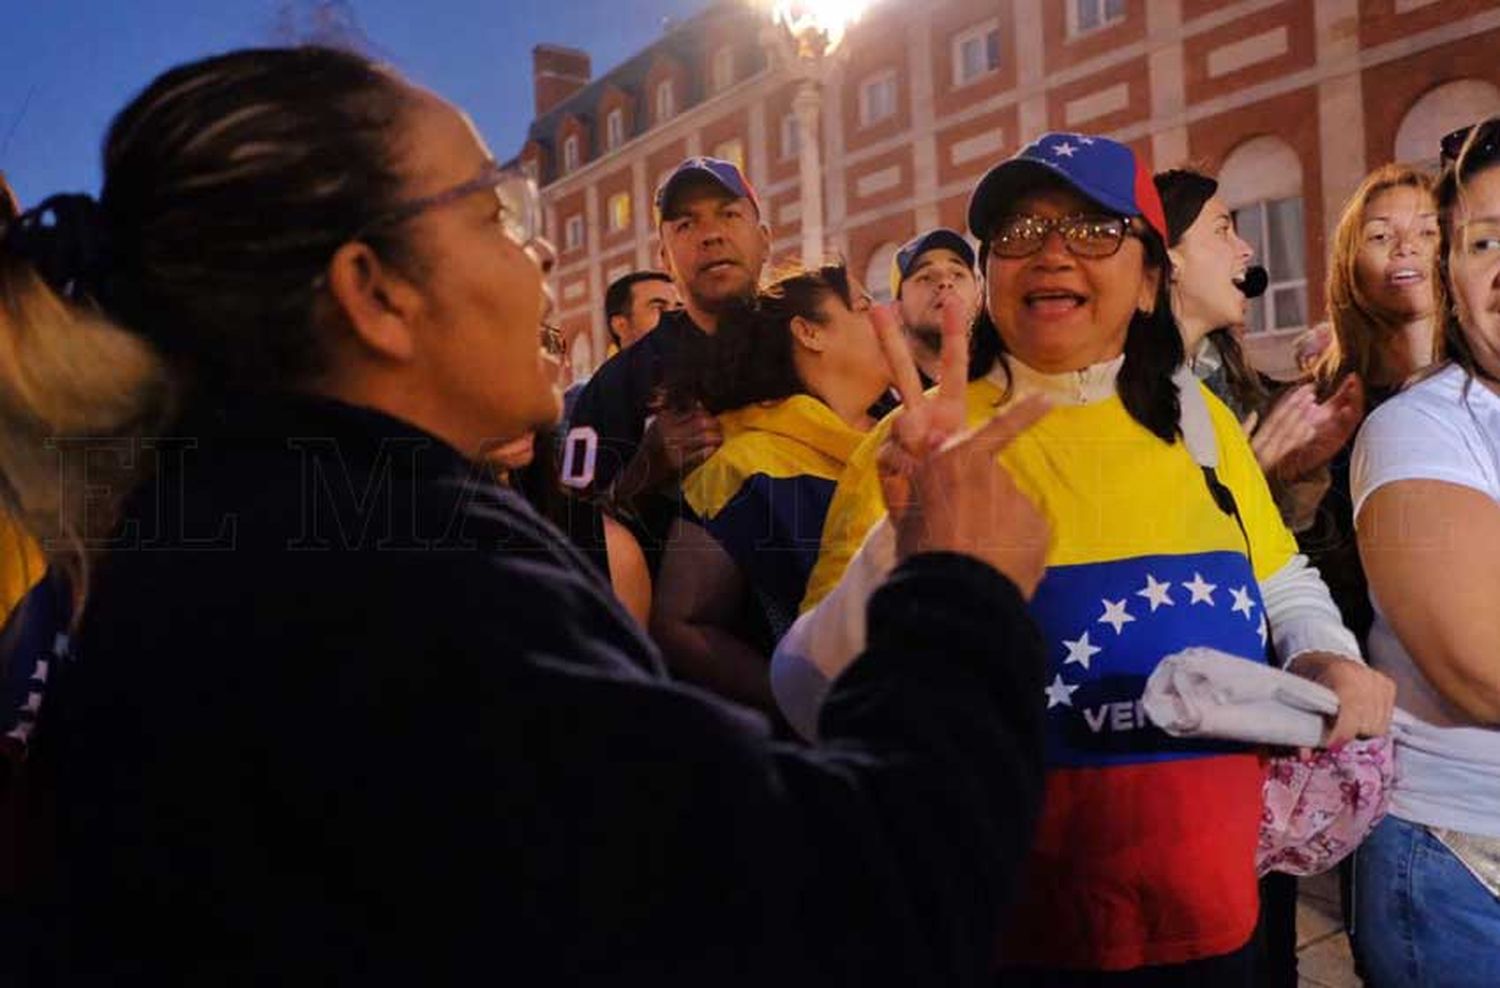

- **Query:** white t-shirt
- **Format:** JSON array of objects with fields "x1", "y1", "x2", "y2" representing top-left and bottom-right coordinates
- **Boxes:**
[{"x1": 1352, "y1": 364, "x2": 1500, "y2": 837}]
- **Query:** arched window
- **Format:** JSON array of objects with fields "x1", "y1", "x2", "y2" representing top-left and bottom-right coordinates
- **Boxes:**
[
  {"x1": 1219, "y1": 136, "x2": 1306, "y2": 336},
  {"x1": 1395, "y1": 79, "x2": 1500, "y2": 171},
  {"x1": 864, "y1": 242, "x2": 900, "y2": 304},
  {"x1": 562, "y1": 134, "x2": 580, "y2": 174}
]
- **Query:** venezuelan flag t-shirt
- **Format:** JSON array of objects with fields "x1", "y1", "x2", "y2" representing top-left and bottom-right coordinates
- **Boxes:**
[
  {"x1": 802, "y1": 361, "x2": 1297, "y2": 970},
  {"x1": 682, "y1": 395, "x2": 866, "y2": 642}
]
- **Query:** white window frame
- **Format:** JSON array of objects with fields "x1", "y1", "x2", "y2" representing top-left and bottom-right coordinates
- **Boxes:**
[
  {"x1": 780, "y1": 113, "x2": 801, "y2": 160},
  {"x1": 655, "y1": 79, "x2": 676, "y2": 123},
  {"x1": 564, "y1": 214, "x2": 584, "y2": 251},
  {"x1": 605, "y1": 108, "x2": 625, "y2": 151},
  {"x1": 607, "y1": 192, "x2": 631, "y2": 233},
  {"x1": 859, "y1": 70, "x2": 898, "y2": 128},
  {"x1": 1068, "y1": 0, "x2": 1127, "y2": 39},
  {"x1": 712, "y1": 46, "x2": 735, "y2": 93},
  {"x1": 952, "y1": 19, "x2": 1000, "y2": 88},
  {"x1": 562, "y1": 134, "x2": 580, "y2": 174},
  {"x1": 1232, "y1": 197, "x2": 1308, "y2": 336}
]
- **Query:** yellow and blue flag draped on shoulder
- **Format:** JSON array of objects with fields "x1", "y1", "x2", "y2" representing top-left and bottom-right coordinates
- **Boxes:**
[
  {"x1": 799, "y1": 367, "x2": 1300, "y2": 971},
  {"x1": 682, "y1": 394, "x2": 865, "y2": 641},
  {"x1": 1, "y1": 516, "x2": 44, "y2": 628},
  {"x1": 2, "y1": 515, "x2": 55, "y2": 762}
]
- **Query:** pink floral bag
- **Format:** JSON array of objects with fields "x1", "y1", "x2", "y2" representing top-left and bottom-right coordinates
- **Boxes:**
[
  {"x1": 1256, "y1": 737, "x2": 1395, "y2": 876},
  {"x1": 1143, "y1": 647, "x2": 1396, "y2": 876}
]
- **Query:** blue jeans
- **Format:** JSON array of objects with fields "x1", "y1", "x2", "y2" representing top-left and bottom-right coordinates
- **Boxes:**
[{"x1": 1353, "y1": 815, "x2": 1500, "y2": 988}]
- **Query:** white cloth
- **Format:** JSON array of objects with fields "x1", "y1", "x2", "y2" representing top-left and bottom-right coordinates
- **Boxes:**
[
  {"x1": 1141, "y1": 646, "x2": 1414, "y2": 748},
  {"x1": 1351, "y1": 364, "x2": 1500, "y2": 837}
]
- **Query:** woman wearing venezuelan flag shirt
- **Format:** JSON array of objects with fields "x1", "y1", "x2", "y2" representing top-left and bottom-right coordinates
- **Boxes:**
[
  {"x1": 651, "y1": 264, "x2": 892, "y2": 715},
  {"x1": 772, "y1": 135, "x2": 1395, "y2": 983}
]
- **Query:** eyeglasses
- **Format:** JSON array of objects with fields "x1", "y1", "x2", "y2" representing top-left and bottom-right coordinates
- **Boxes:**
[
  {"x1": 539, "y1": 322, "x2": 566, "y2": 359},
  {"x1": 1440, "y1": 121, "x2": 1500, "y2": 168},
  {"x1": 349, "y1": 160, "x2": 541, "y2": 248},
  {"x1": 987, "y1": 213, "x2": 1136, "y2": 260}
]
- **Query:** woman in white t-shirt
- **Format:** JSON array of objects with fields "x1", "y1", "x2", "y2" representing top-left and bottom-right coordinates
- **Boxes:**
[{"x1": 1350, "y1": 116, "x2": 1500, "y2": 987}]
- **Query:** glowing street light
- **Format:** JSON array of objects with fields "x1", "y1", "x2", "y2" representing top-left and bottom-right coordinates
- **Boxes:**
[{"x1": 760, "y1": 0, "x2": 870, "y2": 264}]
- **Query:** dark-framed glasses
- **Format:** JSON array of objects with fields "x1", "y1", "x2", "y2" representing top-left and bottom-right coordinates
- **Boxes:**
[
  {"x1": 988, "y1": 213, "x2": 1135, "y2": 260},
  {"x1": 539, "y1": 322, "x2": 566, "y2": 359},
  {"x1": 351, "y1": 160, "x2": 541, "y2": 247},
  {"x1": 1440, "y1": 121, "x2": 1500, "y2": 168}
]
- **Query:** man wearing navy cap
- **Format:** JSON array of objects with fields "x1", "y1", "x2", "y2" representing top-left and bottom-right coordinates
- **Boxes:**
[
  {"x1": 889, "y1": 229, "x2": 980, "y2": 387},
  {"x1": 566, "y1": 157, "x2": 770, "y2": 570}
]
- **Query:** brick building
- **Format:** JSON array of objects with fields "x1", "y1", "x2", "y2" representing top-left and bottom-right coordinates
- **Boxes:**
[{"x1": 514, "y1": 0, "x2": 1500, "y2": 377}]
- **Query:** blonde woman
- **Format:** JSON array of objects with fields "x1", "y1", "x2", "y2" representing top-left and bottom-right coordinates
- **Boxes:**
[{"x1": 1303, "y1": 164, "x2": 1441, "y2": 646}]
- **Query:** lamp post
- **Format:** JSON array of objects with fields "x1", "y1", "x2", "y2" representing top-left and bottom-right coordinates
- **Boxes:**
[{"x1": 761, "y1": 1, "x2": 867, "y2": 265}]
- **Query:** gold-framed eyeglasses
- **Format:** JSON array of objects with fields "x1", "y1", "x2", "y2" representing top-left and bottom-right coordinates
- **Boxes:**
[{"x1": 988, "y1": 213, "x2": 1136, "y2": 260}]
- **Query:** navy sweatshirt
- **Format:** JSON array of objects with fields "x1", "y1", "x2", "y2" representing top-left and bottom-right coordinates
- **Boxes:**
[{"x1": 42, "y1": 391, "x2": 1046, "y2": 986}]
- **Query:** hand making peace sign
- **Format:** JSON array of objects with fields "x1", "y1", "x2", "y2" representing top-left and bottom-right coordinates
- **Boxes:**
[{"x1": 870, "y1": 300, "x2": 1053, "y2": 599}]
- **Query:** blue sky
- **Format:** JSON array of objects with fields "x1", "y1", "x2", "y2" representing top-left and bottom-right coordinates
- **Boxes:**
[{"x1": 1, "y1": 0, "x2": 712, "y2": 203}]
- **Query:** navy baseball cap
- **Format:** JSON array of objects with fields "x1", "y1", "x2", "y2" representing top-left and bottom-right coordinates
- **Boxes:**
[
  {"x1": 889, "y1": 228, "x2": 976, "y2": 298},
  {"x1": 967, "y1": 132, "x2": 1168, "y2": 244},
  {"x1": 655, "y1": 156, "x2": 761, "y2": 223}
]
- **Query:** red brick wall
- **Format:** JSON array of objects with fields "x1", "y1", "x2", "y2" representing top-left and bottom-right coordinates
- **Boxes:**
[
  {"x1": 936, "y1": 105, "x2": 1019, "y2": 190},
  {"x1": 1360, "y1": 0, "x2": 1500, "y2": 48},
  {"x1": 844, "y1": 146, "x2": 916, "y2": 219},
  {"x1": 1183, "y1": 1, "x2": 1316, "y2": 106},
  {"x1": 1046, "y1": 56, "x2": 1151, "y2": 134}
]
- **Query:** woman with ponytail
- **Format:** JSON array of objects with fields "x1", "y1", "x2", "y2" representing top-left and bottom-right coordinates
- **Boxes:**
[
  {"x1": 651, "y1": 264, "x2": 891, "y2": 713},
  {"x1": 0, "y1": 46, "x2": 1057, "y2": 987}
]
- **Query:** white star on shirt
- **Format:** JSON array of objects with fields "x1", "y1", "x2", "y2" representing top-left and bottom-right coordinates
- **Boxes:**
[
  {"x1": 1258, "y1": 613, "x2": 1269, "y2": 646},
  {"x1": 1136, "y1": 574, "x2": 1175, "y2": 612},
  {"x1": 1230, "y1": 585, "x2": 1256, "y2": 620},
  {"x1": 1062, "y1": 631, "x2": 1103, "y2": 670},
  {"x1": 1052, "y1": 141, "x2": 1078, "y2": 158},
  {"x1": 1098, "y1": 598, "x2": 1135, "y2": 635},
  {"x1": 1077, "y1": 136, "x2": 1096, "y2": 145},
  {"x1": 1044, "y1": 674, "x2": 1080, "y2": 709},
  {"x1": 1184, "y1": 572, "x2": 1217, "y2": 605}
]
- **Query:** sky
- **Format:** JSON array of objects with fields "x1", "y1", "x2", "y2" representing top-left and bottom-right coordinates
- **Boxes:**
[{"x1": 0, "y1": 0, "x2": 714, "y2": 204}]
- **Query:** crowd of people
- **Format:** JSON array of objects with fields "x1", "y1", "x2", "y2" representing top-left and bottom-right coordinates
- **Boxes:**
[{"x1": 0, "y1": 42, "x2": 1496, "y2": 987}]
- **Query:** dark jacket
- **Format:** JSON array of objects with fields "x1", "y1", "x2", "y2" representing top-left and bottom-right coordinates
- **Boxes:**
[
  {"x1": 567, "y1": 310, "x2": 710, "y2": 569},
  {"x1": 46, "y1": 391, "x2": 1046, "y2": 986}
]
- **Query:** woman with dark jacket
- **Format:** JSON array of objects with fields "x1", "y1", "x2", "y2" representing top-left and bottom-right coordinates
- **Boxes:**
[{"x1": 0, "y1": 47, "x2": 1052, "y2": 986}]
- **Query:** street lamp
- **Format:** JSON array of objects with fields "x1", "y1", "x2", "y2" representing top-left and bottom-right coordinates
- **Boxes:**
[{"x1": 760, "y1": 0, "x2": 869, "y2": 265}]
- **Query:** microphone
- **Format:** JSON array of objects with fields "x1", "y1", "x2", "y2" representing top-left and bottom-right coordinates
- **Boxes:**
[{"x1": 1234, "y1": 265, "x2": 1269, "y2": 299}]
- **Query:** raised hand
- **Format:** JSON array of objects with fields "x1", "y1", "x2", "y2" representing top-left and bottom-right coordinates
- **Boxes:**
[{"x1": 872, "y1": 300, "x2": 1053, "y2": 598}]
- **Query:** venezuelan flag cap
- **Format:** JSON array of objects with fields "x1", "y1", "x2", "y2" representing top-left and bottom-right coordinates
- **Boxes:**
[
  {"x1": 889, "y1": 228, "x2": 976, "y2": 299},
  {"x1": 967, "y1": 132, "x2": 1167, "y2": 244},
  {"x1": 655, "y1": 156, "x2": 761, "y2": 224}
]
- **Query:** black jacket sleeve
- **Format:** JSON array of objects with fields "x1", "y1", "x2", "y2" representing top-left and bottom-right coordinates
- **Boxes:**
[{"x1": 419, "y1": 548, "x2": 1048, "y2": 987}]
